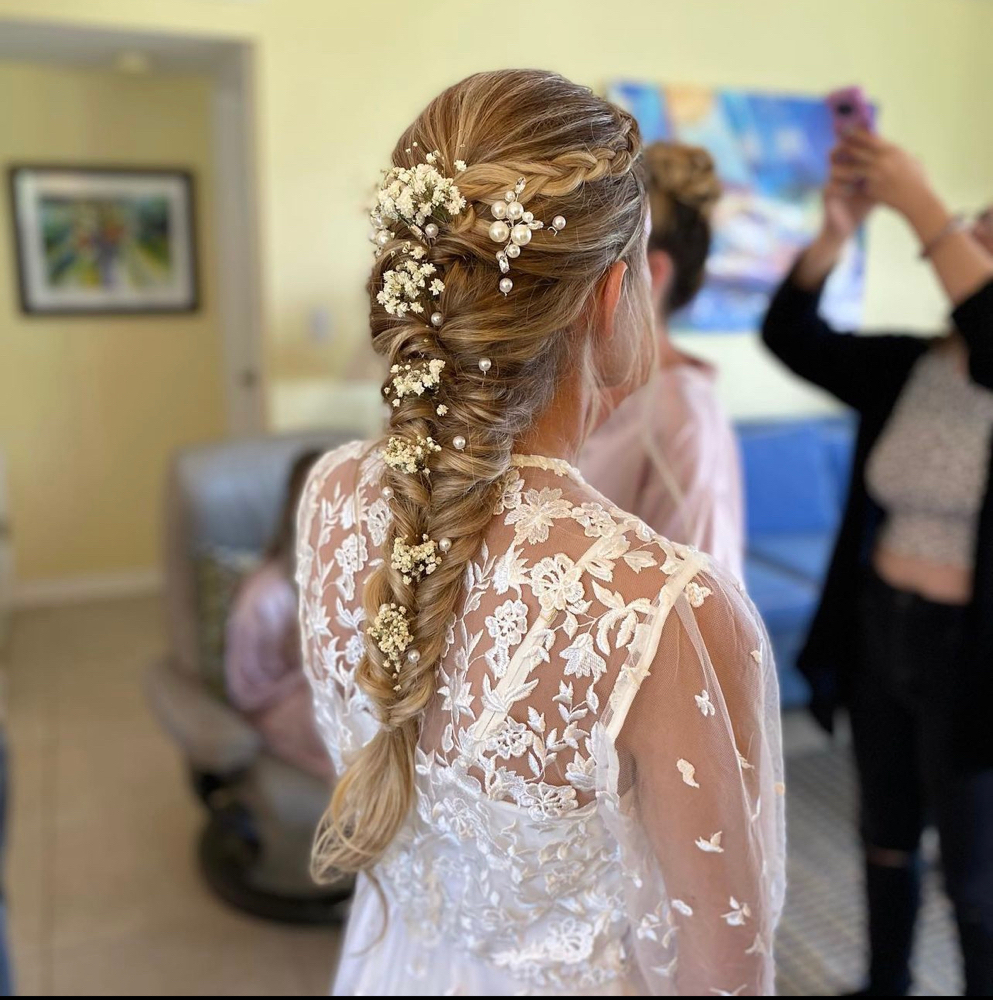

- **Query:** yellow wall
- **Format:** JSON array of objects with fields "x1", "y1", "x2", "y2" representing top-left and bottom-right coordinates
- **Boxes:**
[
  {"x1": 0, "y1": 0, "x2": 990, "y2": 580},
  {"x1": 0, "y1": 60, "x2": 225, "y2": 583}
]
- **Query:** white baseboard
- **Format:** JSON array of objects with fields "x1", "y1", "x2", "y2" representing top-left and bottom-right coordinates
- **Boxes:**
[{"x1": 12, "y1": 568, "x2": 161, "y2": 608}]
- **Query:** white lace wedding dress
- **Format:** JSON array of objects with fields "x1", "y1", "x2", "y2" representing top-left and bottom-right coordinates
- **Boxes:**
[{"x1": 297, "y1": 442, "x2": 786, "y2": 996}]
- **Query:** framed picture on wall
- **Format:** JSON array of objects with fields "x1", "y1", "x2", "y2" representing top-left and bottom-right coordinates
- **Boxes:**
[{"x1": 8, "y1": 165, "x2": 199, "y2": 315}]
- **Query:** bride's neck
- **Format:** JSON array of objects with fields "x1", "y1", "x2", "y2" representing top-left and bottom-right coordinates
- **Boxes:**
[{"x1": 516, "y1": 370, "x2": 589, "y2": 463}]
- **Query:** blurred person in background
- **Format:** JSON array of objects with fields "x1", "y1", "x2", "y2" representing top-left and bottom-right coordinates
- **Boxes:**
[
  {"x1": 763, "y1": 129, "x2": 993, "y2": 996},
  {"x1": 224, "y1": 450, "x2": 332, "y2": 782},
  {"x1": 581, "y1": 143, "x2": 744, "y2": 582},
  {"x1": 298, "y1": 70, "x2": 785, "y2": 996}
]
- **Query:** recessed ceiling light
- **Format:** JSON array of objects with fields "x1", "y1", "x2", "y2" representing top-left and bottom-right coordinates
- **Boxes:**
[{"x1": 114, "y1": 50, "x2": 151, "y2": 74}]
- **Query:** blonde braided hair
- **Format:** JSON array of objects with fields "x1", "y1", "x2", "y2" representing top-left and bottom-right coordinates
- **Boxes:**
[{"x1": 313, "y1": 70, "x2": 650, "y2": 878}]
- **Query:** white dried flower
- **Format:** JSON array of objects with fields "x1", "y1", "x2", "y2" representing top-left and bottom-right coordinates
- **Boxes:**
[
  {"x1": 391, "y1": 535, "x2": 442, "y2": 585},
  {"x1": 436, "y1": 404, "x2": 448, "y2": 416},
  {"x1": 368, "y1": 602, "x2": 413, "y2": 671},
  {"x1": 376, "y1": 254, "x2": 444, "y2": 318},
  {"x1": 389, "y1": 359, "x2": 445, "y2": 403},
  {"x1": 374, "y1": 160, "x2": 466, "y2": 233},
  {"x1": 383, "y1": 435, "x2": 442, "y2": 474},
  {"x1": 454, "y1": 160, "x2": 467, "y2": 172}
]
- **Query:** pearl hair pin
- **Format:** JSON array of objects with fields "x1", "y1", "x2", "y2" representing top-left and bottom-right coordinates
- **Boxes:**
[
  {"x1": 438, "y1": 537, "x2": 452, "y2": 553},
  {"x1": 478, "y1": 357, "x2": 492, "y2": 373},
  {"x1": 452, "y1": 435, "x2": 466, "y2": 451},
  {"x1": 486, "y1": 177, "x2": 565, "y2": 293},
  {"x1": 430, "y1": 311, "x2": 444, "y2": 328}
]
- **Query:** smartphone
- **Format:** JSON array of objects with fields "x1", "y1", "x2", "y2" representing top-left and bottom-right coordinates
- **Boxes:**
[{"x1": 826, "y1": 86, "x2": 877, "y2": 138}]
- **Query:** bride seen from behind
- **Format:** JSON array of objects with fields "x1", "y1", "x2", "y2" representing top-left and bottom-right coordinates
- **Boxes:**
[{"x1": 297, "y1": 69, "x2": 785, "y2": 996}]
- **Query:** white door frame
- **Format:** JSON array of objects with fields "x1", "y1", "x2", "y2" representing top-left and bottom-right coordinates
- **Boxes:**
[{"x1": 212, "y1": 42, "x2": 266, "y2": 435}]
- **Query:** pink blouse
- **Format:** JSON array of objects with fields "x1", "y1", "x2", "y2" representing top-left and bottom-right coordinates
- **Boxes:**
[
  {"x1": 580, "y1": 362, "x2": 745, "y2": 583},
  {"x1": 225, "y1": 560, "x2": 332, "y2": 781}
]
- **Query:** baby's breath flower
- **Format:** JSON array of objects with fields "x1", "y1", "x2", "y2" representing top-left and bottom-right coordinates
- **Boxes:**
[
  {"x1": 436, "y1": 404, "x2": 448, "y2": 416},
  {"x1": 376, "y1": 255, "x2": 444, "y2": 317},
  {"x1": 454, "y1": 160, "x2": 467, "y2": 172},
  {"x1": 383, "y1": 435, "x2": 442, "y2": 474},
  {"x1": 368, "y1": 603, "x2": 413, "y2": 679},
  {"x1": 390, "y1": 359, "x2": 445, "y2": 403},
  {"x1": 391, "y1": 535, "x2": 442, "y2": 585},
  {"x1": 374, "y1": 160, "x2": 466, "y2": 231}
]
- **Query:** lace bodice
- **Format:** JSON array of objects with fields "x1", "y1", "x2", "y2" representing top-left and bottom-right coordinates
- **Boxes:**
[{"x1": 298, "y1": 441, "x2": 786, "y2": 996}]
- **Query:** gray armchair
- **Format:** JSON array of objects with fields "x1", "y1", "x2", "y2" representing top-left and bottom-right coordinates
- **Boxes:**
[{"x1": 146, "y1": 431, "x2": 359, "y2": 922}]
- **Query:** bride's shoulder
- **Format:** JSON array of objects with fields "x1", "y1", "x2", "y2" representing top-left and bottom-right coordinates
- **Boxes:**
[
  {"x1": 304, "y1": 439, "x2": 379, "y2": 499},
  {"x1": 573, "y1": 475, "x2": 755, "y2": 615}
]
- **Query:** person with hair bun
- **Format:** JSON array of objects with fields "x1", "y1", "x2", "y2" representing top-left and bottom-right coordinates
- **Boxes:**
[
  {"x1": 581, "y1": 143, "x2": 744, "y2": 582},
  {"x1": 297, "y1": 70, "x2": 784, "y2": 996}
]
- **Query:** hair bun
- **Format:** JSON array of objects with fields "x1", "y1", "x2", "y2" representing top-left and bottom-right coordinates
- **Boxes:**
[{"x1": 644, "y1": 142, "x2": 721, "y2": 218}]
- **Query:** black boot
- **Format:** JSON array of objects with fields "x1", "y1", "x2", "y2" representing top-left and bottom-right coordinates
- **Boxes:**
[
  {"x1": 955, "y1": 911, "x2": 993, "y2": 997},
  {"x1": 851, "y1": 857, "x2": 921, "y2": 996}
]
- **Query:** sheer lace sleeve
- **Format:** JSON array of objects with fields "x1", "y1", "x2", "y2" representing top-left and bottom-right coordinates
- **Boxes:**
[{"x1": 601, "y1": 563, "x2": 785, "y2": 996}]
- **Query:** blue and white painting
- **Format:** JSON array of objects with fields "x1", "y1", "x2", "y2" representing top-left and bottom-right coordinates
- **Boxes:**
[{"x1": 607, "y1": 82, "x2": 867, "y2": 332}]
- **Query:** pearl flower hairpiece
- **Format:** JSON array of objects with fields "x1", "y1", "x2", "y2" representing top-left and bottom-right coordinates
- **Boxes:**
[{"x1": 487, "y1": 177, "x2": 566, "y2": 295}]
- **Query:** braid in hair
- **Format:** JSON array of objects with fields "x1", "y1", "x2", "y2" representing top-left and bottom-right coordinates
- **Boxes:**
[{"x1": 313, "y1": 69, "x2": 650, "y2": 878}]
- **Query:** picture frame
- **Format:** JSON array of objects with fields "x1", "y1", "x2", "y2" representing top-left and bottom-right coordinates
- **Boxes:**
[{"x1": 8, "y1": 165, "x2": 199, "y2": 315}]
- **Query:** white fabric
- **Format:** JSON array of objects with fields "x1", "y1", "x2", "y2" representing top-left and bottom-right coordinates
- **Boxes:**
[{"x1": 297, "y1": 442, "x2": 786, "y2": 996}]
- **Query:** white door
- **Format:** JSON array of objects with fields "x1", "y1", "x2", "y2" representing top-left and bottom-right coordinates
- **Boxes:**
[{"x1": 213, "y1": 45, "x2": 266, "y2": 435}]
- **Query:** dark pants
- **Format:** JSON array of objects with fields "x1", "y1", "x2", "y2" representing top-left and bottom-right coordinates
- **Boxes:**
[{"x1": 851, "y1": 570, "x2": 993, "y2": 996}]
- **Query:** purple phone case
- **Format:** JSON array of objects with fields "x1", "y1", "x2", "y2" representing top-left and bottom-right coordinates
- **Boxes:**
[{"x1": 827, "y1": 86, "x2": 876, "y2": 136}]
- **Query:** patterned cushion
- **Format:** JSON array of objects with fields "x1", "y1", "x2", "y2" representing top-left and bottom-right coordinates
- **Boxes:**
[{"x1": 194, "y1": 546, "x2": 261, "y2": 699}]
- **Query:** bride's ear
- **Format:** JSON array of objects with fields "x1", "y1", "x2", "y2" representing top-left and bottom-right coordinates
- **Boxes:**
[{"x1": 591, "y1": 260, "x2": 629, "y2": 346}]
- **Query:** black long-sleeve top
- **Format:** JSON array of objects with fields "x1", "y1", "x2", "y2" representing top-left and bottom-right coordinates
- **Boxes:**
[{"x1": 761, "y1": 276, "x2": 993, "y2": 766}]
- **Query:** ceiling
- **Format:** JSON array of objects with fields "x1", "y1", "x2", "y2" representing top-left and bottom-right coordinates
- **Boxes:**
[{"x1": 0, "y1": 19, "x2": 244, "y2": 76}]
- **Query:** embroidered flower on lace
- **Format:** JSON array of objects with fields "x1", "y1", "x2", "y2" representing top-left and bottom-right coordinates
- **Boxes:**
[
  {"x1": 505, "y1": 486, "x2": 574, "y2": 545},
  {"x1": 366, "y1": 497, "x2": 391, "y2": 547},
  {"x1": 685, "y1": 579, "x2": 713, "y2": 608},
  {"x1": 572, "y1": 502, "x2": 617, "y2": 538},
  {"x1": 392, "y1": 534, "x2": 441, "y2": 584},
  {"x1": 695, "y1": 689, "x2": 716, "y2": 717},
  {"x1": 519, "y1": 781, "x2": 578, "y2": 819},
  {"x1": 343, "y1": 633, "x2": 365, "y2": 666},
  {"x1": 493, "y1": 470, "x2": 524, "y2": 514},
  {"x1": 531, "y1": 554, "x2": 585, "y2": 613},
  {"x1": 677, "y1": 758, "x2": 700, "y2": 788},
  {"x1": 695, "y1": 830, "x2": 725, "y2": 853},
  {"x1": 383, "y1": 434, "x2": 441, "y2": 473},
  {"x1": 721, "y1": 897, "x2": 752, "y2": 926},
  {"x1": 486, "y1": 718, "x2": 533, "y2": 759},
  {"x1": 484, "y1": 599, "x2": 529, "y2": 677},
  {"x1": 560, "y1": 632, "x2": 607, "y2": 682}
]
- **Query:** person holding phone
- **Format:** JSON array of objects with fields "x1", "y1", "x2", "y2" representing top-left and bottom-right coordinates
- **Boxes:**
[{"x1": 762, "y1": 125, "x2": 993, "y2": 996}]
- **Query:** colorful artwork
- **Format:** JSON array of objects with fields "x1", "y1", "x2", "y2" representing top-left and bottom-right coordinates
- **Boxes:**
[
  {"x1": 10, "y1": 167, "x2": 198, "y2": 314},
  {"x1": 607, "y1": 82, "x2": 866, "y2": 332}
]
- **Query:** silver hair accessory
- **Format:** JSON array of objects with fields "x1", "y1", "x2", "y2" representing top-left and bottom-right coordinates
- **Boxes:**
[{"x1": 487, "y1": 177, "x2": 565, "y2": 295}]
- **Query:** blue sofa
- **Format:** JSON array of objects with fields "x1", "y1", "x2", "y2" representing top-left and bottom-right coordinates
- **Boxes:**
[{"x1": 736, "y1": 417, "x2": 855, "y2": 708}]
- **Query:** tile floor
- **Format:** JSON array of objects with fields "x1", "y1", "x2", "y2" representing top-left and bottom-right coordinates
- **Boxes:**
[{"x1": 3, "y1": 596, "x2": 340, "y2": 996}]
